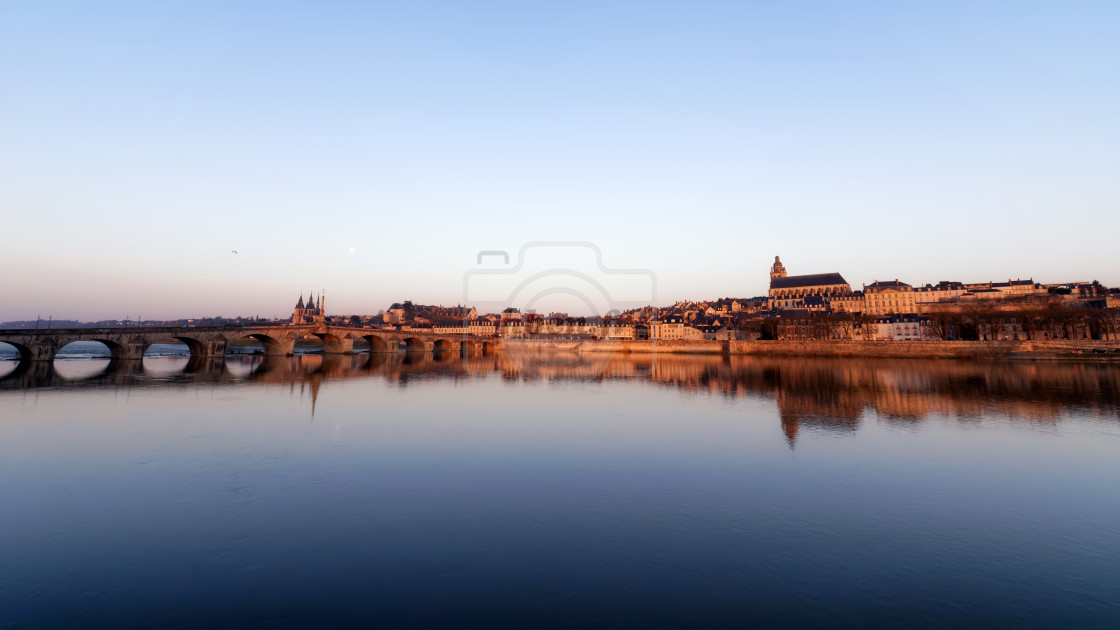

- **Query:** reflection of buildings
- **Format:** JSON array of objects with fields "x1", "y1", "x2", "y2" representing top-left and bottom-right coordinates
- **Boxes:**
[{"x1": 4, "y1": 351, "x2": 1118, "y2": 447}]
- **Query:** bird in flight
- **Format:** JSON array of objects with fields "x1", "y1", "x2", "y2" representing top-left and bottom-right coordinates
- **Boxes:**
[{"x1": 231, "y1": 250, "x2": 238, "y2": 254}]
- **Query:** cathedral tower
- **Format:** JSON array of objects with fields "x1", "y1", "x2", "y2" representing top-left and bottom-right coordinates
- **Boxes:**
[{"x1": 770, "y1": 256, "x2": 788, "y2": 280}]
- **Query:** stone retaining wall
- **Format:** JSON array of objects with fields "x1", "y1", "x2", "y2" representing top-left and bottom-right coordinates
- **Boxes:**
[{"x1": 501, "y1": 338, "x2": 1119, "y2": 359}]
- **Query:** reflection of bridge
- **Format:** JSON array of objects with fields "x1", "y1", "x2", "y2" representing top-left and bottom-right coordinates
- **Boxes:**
[
  {"x1": 0, "y1": 324, "x2": 498, "y2": 366},
  {"x1": 0, "y1": 350, "x2": 504, "y2": 391},
  {"x1": 3, "y1": 351, "x2": 1118, "y2": 449}
]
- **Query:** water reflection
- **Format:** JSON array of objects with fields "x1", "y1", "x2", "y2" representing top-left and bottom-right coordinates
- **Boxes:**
[
  {"x1": 3, "y1": 352, "x2": 1117, "y2": 442},
  {"x1": 3, "y1": 351, "x2": 1119, "y2": 628}
]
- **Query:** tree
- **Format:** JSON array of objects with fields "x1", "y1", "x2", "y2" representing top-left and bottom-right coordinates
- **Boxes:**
[
  {"x1": 974, "y1": 305, "x2": 1009, "y2": 340},
  {"x1": 1018, "y1": 309, "x2": 1044, "y2": 340},
  {"x1": 859, "y1": 314, "x2": 878, "y2": 340},
  {"x1": 811, "y1": 315, "x2": 835, "y2": 340},
  {"x1": 991, "y1": 315, "x2": 1010, "y2": 340},
  {"x1": 760, "y1": 318, "x2": 778, "y2": 341},
  {"x1": 1054, "y1": 309, "x2": 1081, "y2": 339},
  {"x1": 925, "y1": 312, "x2": 957, "y2": 341},
  {"x1": 1099, "y1": 309, "x2": 1120, "y2": 340},
  {"x1": 349, "y1": 315, "x2": 362, "y2": 326}
]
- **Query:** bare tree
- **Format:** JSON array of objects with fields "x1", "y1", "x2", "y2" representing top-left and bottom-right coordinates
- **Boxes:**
[
  {"x1": 811, "y1": 315, "x2": 834, "y2": 340},
  {"x1": 987, "y1": 311, "x2": 1009, "y2": 341},
  {"x1": 860, "y1": 314, "x2": 878, "y2": 340},
  {"x1": 1018, "y1": 309, "x2": 1043, "y2": 340},
  {"x1": 1100, "y1": 310, "x2": 1120, "y2": 340},
  {"x1": 925, "y1": 312, "x2": 956, "y2": 341}
]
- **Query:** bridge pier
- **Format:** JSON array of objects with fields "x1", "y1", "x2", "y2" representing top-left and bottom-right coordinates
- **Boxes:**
[
  {"x1": 26, "y1": 342, "x2": 49, "y2": 362},
  {"x1": 172, "y1": 336, "x2": 229, "y2": 361},
  {"x1": 274, "y1": 337, "x2": 296, "y2": 356},
  {"x1": 206, "y1": 339, "x2": 228, "y2": 358},
  {"x1": 363, "y1": 335, "x2": 392, "y2": 353},
  {"x1": 244, "y1": 334, "x2": 295, "y2": 356},
  {"x1": 320, "y1": 336, "x2": 354, "y2": 354},
  {"x1": 116, "y1": 341, "x2": 148, "y2": 361}
]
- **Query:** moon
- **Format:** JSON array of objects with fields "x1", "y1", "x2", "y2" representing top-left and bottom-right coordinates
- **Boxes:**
[{"x1": 349, "y1": 247, "x2": 356, "y2": 254}]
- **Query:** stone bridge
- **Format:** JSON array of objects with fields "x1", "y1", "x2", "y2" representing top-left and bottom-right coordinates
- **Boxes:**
[{"x1": 0, "y1": 324, "x2": 499, "y2": 366}]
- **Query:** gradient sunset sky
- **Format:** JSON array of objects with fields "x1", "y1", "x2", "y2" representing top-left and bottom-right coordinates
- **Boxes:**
[{"x1": 2, "y1": 1, "x2": 1117, "y2": 320}]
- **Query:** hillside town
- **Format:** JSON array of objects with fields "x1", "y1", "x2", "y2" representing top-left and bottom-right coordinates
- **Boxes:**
[{"x1": 321, "y1": 257, "x2": 1120, "y2": 343}]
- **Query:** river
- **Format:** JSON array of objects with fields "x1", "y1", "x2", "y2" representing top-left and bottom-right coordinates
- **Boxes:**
[{"x1": 1, "y1": 351, "x2": 1118, "y2": 628}]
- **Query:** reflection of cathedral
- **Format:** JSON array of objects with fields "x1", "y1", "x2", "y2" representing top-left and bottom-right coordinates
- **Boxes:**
[{"x1": 292, "y1": 293, "x2": 324, "y2": 325}]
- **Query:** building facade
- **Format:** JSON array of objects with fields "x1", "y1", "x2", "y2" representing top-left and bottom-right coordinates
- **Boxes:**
[{"x1": 864, "y1": 280, "x2": 917, "y2": 315}]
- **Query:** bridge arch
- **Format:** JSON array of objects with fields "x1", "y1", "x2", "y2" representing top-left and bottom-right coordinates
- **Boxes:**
[
  {"x1": 363, "y1": 334, "x2": 392, "y2": 353},
  {"x1": 55, "y1": 338, "x2": 128, "y2": 360},
  {"x1": 431, "y1": 339, "x2": 452, "y2": 353},
  {"x1": 51, "y1": 339, "x2": 131, "y2": 381},
  {"x1": 351, "y1": 335, "x2": 371, "y2": 353},
  {"x1": 242, "y1": 332, "x2": 295, "y2": 356},
  {"x1": 401, "y1": 337, "x2": 426, "y2": 352},
  {"x1": 312, "y1": 332, "x2": 352, "y2": 354},
  {"x1": 144, "y1": 333, "x2": 229, "y2": 365},
  {"x1": 0, "y1": 340, "x2": 33, "y2": 364},
  {"x1": 481, "y1": 341, "x2": 494, "y2": 356},
  {"x1": 0, "y1": 341, "x2": 32, "y2": 380},
  {"x1": 170, "y1": 336, "x2": 208, "y2": 360}
]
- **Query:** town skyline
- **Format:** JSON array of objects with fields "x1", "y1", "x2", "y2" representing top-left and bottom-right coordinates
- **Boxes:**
[
  {"x1": 4, "y1": 2, "x2": 1118, "y2": 321},
  {"x1": 3, "y1": 253, "x2": 1113, "y2": 324}
]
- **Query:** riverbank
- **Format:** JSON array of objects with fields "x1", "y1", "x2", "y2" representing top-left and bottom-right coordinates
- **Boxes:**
[{"x1": 501, "y1": 338, "x2": 1120, "y2": 360}]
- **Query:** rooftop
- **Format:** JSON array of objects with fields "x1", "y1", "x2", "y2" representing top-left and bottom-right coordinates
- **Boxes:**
[{"x1": 770, "y1": 273, "x2": 848, "y2": 290}]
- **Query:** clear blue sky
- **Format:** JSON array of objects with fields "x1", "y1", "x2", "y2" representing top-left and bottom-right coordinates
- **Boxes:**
[{"x1": 2, "y1": 1, "x2": 1117, "y2": 320}]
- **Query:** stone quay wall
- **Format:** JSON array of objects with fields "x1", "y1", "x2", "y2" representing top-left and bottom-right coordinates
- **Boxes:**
[{"x1": 501, "y1": 338, "x2": 1120, "y2": 359}]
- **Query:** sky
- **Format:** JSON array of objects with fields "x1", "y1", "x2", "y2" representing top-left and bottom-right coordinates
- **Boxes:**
[{"x1": 1, "y1": 1, "x2": 1117, "y2": 320}]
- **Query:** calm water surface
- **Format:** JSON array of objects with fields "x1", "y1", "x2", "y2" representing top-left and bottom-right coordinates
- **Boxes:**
[{"x1": 1, "y1": 350, "x2": 1119, "y2": 629}]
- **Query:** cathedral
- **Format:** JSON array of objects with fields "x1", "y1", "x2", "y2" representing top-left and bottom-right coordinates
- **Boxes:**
[
  {"x1": 767, "y1": 256, "x2": 852, "y2": 311},
  {"x1": 292, "y1": 292, "x2": 324, "y2": 325}
]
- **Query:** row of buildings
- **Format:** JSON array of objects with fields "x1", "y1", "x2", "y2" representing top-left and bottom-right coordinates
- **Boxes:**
[
  {"x1": 290, "y1": 257, "x2": 1119, "y2": 341},
  {"x1": 765, "y1": 256, "x2": 1107, "y2": 315}
]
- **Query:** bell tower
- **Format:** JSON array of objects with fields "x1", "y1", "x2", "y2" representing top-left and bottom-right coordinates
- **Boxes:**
[{"x1": 770, "y1": 256, "x2": 787, "y2": 280}]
